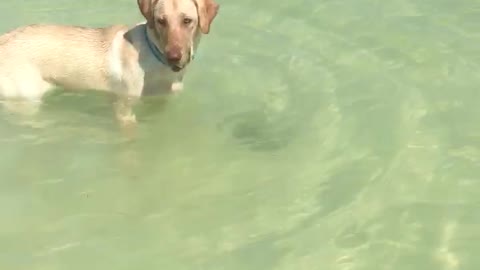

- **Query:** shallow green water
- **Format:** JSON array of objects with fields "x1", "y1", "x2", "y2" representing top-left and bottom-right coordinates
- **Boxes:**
[{"x1": 1, "y1": 0, "x2": 480, "y2": 269}]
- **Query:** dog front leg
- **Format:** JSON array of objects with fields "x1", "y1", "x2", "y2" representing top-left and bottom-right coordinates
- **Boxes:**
[
  {"x1": 114, "y1": 95, "x2": 137, "y2": 124},
  {"x1": 113, "y1": 95, "x2": 139, "y2": 139}
]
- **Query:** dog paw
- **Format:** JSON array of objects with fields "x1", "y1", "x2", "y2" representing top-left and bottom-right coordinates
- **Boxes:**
[
  {"x1": 120, "y1": 113, "x2": 137, "y2": 125},
  {"x1": 118, "y1": 114, "x2": 137, "y2": 141}
]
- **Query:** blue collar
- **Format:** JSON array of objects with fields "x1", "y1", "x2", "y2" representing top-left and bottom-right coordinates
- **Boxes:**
[{"x1": 144, "y1": 25, "x2": 170, "y2": 66}]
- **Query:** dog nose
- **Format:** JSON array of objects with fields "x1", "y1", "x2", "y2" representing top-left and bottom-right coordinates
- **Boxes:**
[{"x1": 166, "y1": 49, "x2": 182, "y2": 63}]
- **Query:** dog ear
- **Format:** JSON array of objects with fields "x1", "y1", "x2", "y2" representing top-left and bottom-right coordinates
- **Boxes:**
[
  {"x1": 194, "y1": 0, "x2": 219, "y2": 34},
  {"x1": 137, "y1": 0, "x2": 158, "y2": 28}
]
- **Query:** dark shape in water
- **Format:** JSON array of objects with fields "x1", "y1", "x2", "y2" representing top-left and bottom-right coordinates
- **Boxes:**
[{"x1": 219, "y1": 110, "x2": 295, "y2": 152}]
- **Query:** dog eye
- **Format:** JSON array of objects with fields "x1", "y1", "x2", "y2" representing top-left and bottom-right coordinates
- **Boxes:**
[
  {"x1": 157, "y1": 18, "x2": 167, "y2": 26},
  {"x1": 183, "y1": 18, "x2": 192, "y2": 25}
]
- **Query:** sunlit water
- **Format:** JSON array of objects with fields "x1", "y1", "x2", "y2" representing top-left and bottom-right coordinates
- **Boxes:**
[{"x1": 1, "y1": 0, "x2": 480, "y2": 269}]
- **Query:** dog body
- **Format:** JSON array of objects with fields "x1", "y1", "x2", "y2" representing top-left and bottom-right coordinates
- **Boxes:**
[{"x1": 0, "y1": 0, "x2": 219, "y2": 123}]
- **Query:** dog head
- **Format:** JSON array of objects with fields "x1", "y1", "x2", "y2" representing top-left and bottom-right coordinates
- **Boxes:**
[{"x1": 137, "y1": 0, "x2": 219, "y2": 72}]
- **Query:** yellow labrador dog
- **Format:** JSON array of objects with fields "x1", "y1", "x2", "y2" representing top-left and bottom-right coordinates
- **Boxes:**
[{"x1": 0, "y1": 0, "x2": 219, "y2": 125}]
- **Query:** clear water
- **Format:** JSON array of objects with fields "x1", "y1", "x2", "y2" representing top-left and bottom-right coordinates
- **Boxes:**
[{"x1": 1, "y1": 0, "x2": 480, "y2": 269}]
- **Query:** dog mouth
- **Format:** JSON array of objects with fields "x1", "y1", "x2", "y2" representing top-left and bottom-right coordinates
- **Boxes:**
[
  {"x1": 168, "y1": 52, "x2": 192, "y2": 72},
  {"x1": 171, "y1": 65, "x2": 183, "y2": 72}
]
